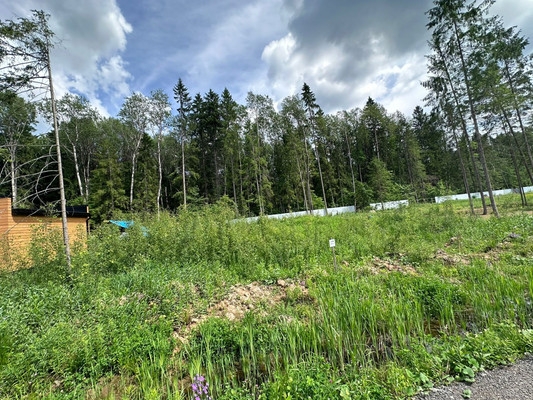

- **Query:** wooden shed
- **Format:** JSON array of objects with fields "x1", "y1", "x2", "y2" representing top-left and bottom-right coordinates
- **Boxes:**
[{"x1": 0, "y1": 198, "x2": 90, "y2": 270}]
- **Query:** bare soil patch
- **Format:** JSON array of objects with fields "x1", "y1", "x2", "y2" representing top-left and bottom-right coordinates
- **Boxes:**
[
  {"x1": 173, "y1": 279, "x2": 308, "y2": 347},
  {"x1": 368, "y1": 255, "x2": 418, "y2": 275}
]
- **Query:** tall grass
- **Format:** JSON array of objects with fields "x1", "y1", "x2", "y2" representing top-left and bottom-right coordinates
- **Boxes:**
[{"x1": 1, "y1": 199, "x2": 533, "y2": 398}]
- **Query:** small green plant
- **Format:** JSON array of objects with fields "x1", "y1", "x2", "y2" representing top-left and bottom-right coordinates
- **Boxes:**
[{"x1": 262, "y1": 356, "x2": 338, "y2": 399}]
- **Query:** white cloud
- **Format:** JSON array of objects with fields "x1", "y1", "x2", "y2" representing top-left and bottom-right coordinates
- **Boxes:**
[
  {"x1": 262, "y1": 28, "x2": 427, "y2": 115},
  {"x1": 378, "y1": 55, "x2": 429, "y2": 115},
  {"x1": 262, "y1": 33, "x2": 300, "y2": 97},
  {"x1": 183, "y1": 0, "x2": 285, "y2": 101},
  {"x1": 119, "y1": 0, "x2": 286, "y2": 106},
  {"x1": 260, "y1": 0, "x2": 432, "y2": 115},
  {"x1": 0, "y1": 0, "x2": 132, "y2": 116},
  {"x1": 1, "y1": 0, "x2": 531, "y2": 119},
  {"x1": 493, "y1": 0, "x2": 533, "y2": 31},
  {"x1": 259, "y1": 0, "x2": 532, "y2": 116}
]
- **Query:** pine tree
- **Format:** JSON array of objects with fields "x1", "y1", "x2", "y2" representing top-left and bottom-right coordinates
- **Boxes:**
[
  {"x1": 426, "y1": 0, "x2": 500, "y2": 216},
  {"x1": 302, "y1": 83, "x2": 328, "y2": 214},
  {"x1": 220, "y1": 88, "x2": 244, "y2": 213},
  {"x1": 173, "y1": 78, "x2": 192, "y2": 208}
]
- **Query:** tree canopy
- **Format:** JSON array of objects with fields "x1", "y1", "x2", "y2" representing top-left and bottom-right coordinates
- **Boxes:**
[{"x1": 2, "y1": 3, "x2": 533, "y2": 222}]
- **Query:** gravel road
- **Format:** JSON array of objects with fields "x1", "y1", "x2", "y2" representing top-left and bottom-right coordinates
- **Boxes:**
[{"x1": 415, "y1": 354, "x2": 533, "y2": 400}]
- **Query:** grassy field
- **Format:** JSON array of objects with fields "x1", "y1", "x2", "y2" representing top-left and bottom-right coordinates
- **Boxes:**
[{"x1": 1, "y1": 196, "x2": 533, "y2": 399}]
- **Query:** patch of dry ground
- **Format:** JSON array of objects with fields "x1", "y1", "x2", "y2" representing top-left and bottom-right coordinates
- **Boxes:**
[
  {"x1": 172, "y1": 279, "x2": 308, "y2": 347},
  {"x1": 368, "y1": 255, "x2": 418, "y2": 275},
  {"x1": 434, "y1": 232, "x2": 523, "y2": 266}
]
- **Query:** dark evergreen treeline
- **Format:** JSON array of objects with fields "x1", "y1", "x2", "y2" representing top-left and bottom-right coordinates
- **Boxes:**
[
  {"x1": 1, "y1": 0, "x2": 533, "y2": 222},
  {"x1": 0, "y1": 87, "x2": 453, "y2": 219}
]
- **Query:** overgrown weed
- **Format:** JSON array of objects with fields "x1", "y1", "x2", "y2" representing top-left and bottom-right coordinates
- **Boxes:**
[{"x1": 1, "y1": 198, "x2": 533, "y2": 398}]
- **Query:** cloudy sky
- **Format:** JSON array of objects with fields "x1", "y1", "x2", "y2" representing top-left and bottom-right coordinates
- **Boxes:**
[{"x1": 0, "y1": 0, "x2": 532, "y2": 117}]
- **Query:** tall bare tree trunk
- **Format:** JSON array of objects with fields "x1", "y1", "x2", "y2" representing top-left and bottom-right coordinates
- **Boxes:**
[
  {"x1": 497, "y1": 102, "x2": 533, "y2": 188},
  {"x1": 71, "y1": 143, "x2": 84, "y2": 200},
  {"x1": 130, "y1": 152, "x2": 137, "y2": 210},
  {"x1": 343, "y1": 124, "x2": 358, "y2": 211},
  {"x1": 506, "y1": 132, "x2": 527, "y2": 206},
  {"x1": 47, "y1": 47, "x2": 71, "y2": 275},
  {"x1": 10, "y1": 155, "x2": 17, "y2": 206},
  {"x1": 454, "y1": 131, "x2": 475, "y2": 215},
  {"x1": 504, "y1": 61, "x2": 533, "y2": 175},
  {"x1": 295, "y1": 154, "x2": 309, "y2": 212},
  {"x1": 156, "y1": 133, "x2": 162, "y2": 216},
  {"x1": 84, "y1": 157, "x2": 90, "y2": 202},
  {"x1": 453, "y1": 21, "x2": 499, "y2": 217},
  {"x1": 462, "y1": 125, "x2": 487, "y2": 214},
  {"x1": 231, "y1": 161, "x2": 237, "y2": 208},
  {"x1": 436, "y1": 42, "x2": 487, "y2": 215},
  {"x1": 181, "y1": 130, "x2": 187, "y2": 208},
  {"x1": 302, "y1": 135, "x2": 314, "y2": 212},
  {"x1": 253, "y1": 124, "x2": 264, "y2": 215},
  {"x1": 314, "y1": 145, "x2": 328, "y2": 215},
  {"x1": 129, "y1": 135, "x2": 143, "y2": 210},
  {"x1": 445, "y1": 106, "x2": 475, "y2": 215}
]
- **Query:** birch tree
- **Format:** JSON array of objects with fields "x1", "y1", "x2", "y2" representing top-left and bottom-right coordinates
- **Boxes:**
[
  {"x1": 40, "y1": 94, "x2": 101, "y2": 203},
  {"x1": 118, "y1": 92, "x2": 151, "y2": 210},
  {"x1": 0, "y1": 11, "x2": 73, "y2": 272},
  {"x1": 147, "y1": 89, "x2": 171, "y2": 215},
  {"x1": 0, "y1": 90, "x2": 36, "y2": 206}
]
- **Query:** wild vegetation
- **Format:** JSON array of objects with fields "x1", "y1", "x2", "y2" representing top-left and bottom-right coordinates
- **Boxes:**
[{"x1": 1, "y1": 197, "x2": 533, "y2": 399}]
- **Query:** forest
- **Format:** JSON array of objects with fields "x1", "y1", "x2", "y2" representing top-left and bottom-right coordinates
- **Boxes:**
[{"x1": 0, "y1": 0, "x2": 532, "y2": 223}]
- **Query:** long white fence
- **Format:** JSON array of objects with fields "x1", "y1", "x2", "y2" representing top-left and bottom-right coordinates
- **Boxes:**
[
  {"x1": 434, "y1": 186, "x2": 533, "y2": 204},
  {"x1": 239, "y1": 200, "x2": 409, "y2": 223},
  {"x1": 238, "y1": 185, "x2": 531, "y2": 223}
]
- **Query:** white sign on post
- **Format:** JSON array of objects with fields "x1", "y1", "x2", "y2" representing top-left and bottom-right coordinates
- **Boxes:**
[{"x1": 329, "y1": 238, "x2": 338, "y2": 270}]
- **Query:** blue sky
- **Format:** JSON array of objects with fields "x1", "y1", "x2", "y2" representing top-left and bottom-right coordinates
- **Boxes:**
[{"x1": 0, "y1": 0, "x2": 532, "y2": 118}]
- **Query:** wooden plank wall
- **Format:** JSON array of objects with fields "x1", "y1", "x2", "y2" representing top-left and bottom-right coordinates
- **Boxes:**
[
  {"x1": 0, "y1": 198, "x2": 10, "y2": 233},
  {"x1": 0, "y1": 198, "x2": 10, "y2": 267},
  {"x1": 0, "y1": 198, "x2": 88, "y2": 270}
]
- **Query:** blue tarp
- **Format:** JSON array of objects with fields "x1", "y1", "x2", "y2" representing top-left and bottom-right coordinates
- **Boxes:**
[
  {"x1": 108, "y1": 220, "x2": 134, "y2": 229},
  {"x1": 108, "y1": 220, "x2": 148, "y2": 236}
]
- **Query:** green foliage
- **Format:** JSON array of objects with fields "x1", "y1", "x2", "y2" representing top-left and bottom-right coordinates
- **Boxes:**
[
  {"x1": 0, "y1": 324, "x2": 11, "y2": 368},
  {"x1": 25, "y1": 224, "x2": 67, "y2": 281},
  {"x1": 2, "y1": 202, "x2": 533, "y2": 398},
  {"x1": 262, "y1": 356, "x2": 337, "y2": 399},
  {"x1": 413, "y1": 277, "x2": 466, "y2": 324},
  {"x1": 188, "y1": 318, "x2": 240, "y2": 361},
  {"x1": 369, "y1": 157, "x2": 395, "y2": 204}
]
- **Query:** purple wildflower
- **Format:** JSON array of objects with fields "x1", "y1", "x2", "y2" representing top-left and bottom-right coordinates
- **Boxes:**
[{"x1": 191, "y1": 374, "x2": 212, "y2": 400}]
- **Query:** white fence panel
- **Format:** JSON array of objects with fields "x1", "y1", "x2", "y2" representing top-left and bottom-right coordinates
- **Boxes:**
[{"x1": 435, "y1": 186, "x2": 533, "y2": 204}]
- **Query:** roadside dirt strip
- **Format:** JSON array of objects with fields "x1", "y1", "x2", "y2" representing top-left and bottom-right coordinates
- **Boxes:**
[{"x1": 415, "y1": 354, "x2": 533, "y2": 400}]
